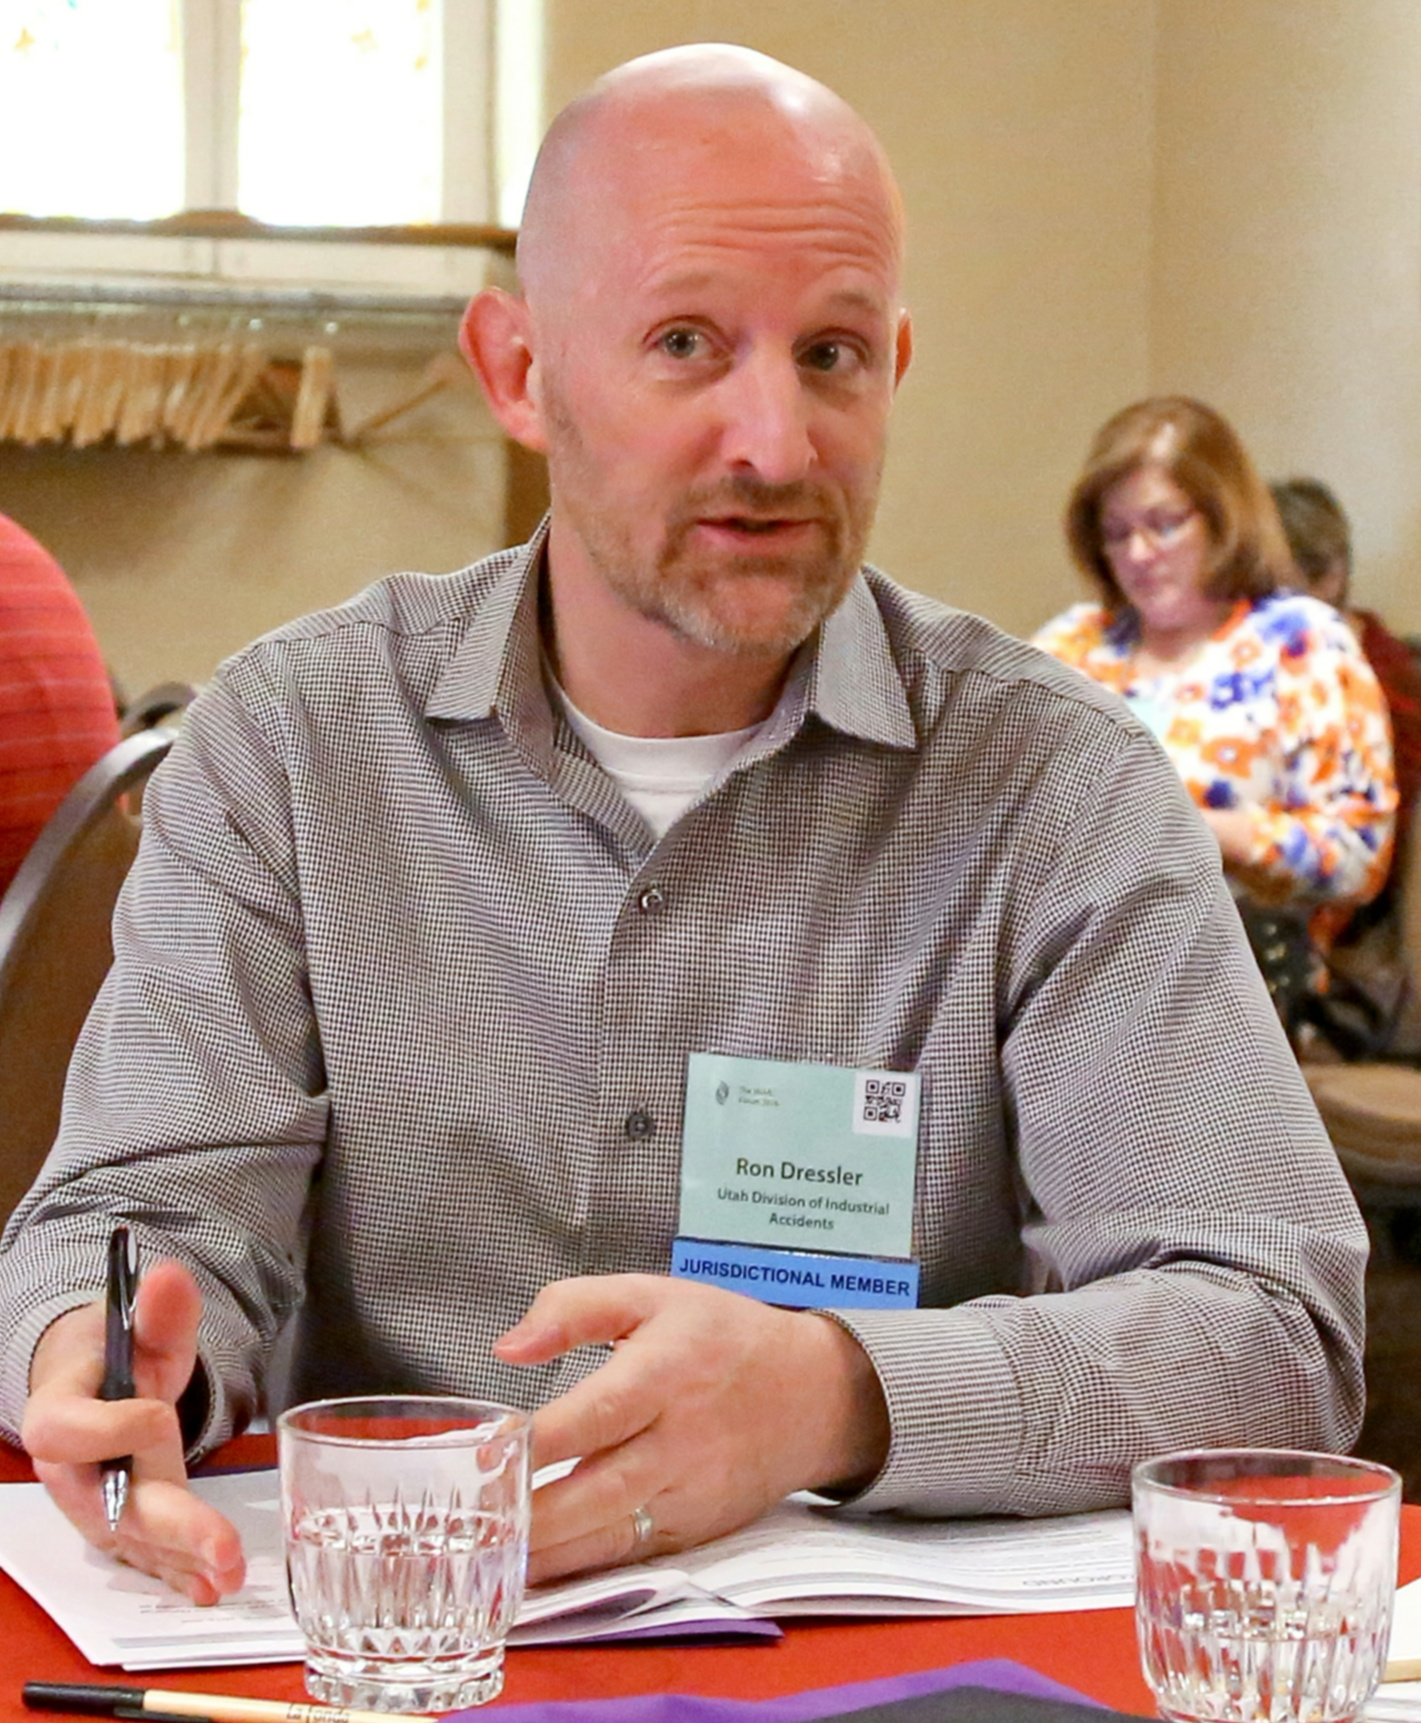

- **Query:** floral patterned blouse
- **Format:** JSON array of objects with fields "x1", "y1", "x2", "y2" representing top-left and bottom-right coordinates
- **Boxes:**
[{"x1": 1031, "y1": 591, "x2": 1396, "y2": 908}]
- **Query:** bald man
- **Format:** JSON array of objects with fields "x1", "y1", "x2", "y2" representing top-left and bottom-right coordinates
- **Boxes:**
[{"x1": 1, "y1": 46, "x2": 1365, "y2": 1604}]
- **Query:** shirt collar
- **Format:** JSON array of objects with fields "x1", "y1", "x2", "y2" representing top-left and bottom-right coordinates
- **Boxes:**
[
  {"x1": 425, "y1": 518, "x2": 549, "y2": 726},
  {"x1": 426, "y1": 517, "x2": 916, "y2": 755},
  {"x1": 803, "y1": 570, "x2": 917, "y2": 749}
]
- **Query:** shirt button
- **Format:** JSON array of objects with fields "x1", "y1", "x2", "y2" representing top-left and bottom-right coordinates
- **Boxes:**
[
  {"x1": 624, "y1": 1109, "x2": 656, "y2": 1140},
  {"x1": 638, "y1": 884, "x2": 667, "y2": 915}
]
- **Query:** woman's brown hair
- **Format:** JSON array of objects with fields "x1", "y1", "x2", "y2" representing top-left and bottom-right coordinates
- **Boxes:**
[{"x1": 1064, "y1": 397, "x2": 1295, "y2": 613}]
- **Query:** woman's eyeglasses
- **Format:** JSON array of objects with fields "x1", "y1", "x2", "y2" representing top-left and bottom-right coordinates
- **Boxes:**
[{"x1": 1100, "y1": 509, "x2": 1198, "y2": 552}]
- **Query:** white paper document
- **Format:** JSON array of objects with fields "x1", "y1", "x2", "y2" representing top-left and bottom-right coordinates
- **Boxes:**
[
  {"x1": 0, "y1": 1468, "x2": 1134, "y2": 1671},
  {"x1": 0, "y1": 1471, "x2": 301, "y2": 1670},
  {"x1": 1367, "y1": 1576, "x2": 1421, "y2": 1720},
  {"x1": 652, "y1": 1497, "x2": 1134, "y2": 1615}
]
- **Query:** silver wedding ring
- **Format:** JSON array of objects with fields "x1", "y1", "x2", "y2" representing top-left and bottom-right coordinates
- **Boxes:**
[{"x1": 630, "y1": 1505, "x2": 654, "y2": 1549}]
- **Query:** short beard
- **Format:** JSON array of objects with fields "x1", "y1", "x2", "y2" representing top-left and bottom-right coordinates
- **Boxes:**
[
  {"x1": 641, "y1": 474, "x2": 870, "y2": 657},
  {"x1": 544, "y1": 390, "x2": 878, "y2": 660}
]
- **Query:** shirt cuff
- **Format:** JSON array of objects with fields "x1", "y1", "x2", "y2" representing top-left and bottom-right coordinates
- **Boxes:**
[{"x1": 816, "y1": 1302, "x2": 1025, "y2": 1513}]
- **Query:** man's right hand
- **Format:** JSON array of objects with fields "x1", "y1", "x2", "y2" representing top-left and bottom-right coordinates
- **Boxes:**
[{"x1": 21, "y1": 1256, "x2": 246, "y2": 1603}]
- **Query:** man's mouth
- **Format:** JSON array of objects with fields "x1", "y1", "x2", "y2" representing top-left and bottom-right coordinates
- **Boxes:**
[{"x1": 699, "y1": 515, "x2": 817, "y2": 536}]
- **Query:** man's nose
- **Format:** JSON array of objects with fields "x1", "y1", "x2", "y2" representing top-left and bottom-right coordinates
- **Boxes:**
[{"x1": 718, "y1": 354, "x2": 815, "y2": 484}]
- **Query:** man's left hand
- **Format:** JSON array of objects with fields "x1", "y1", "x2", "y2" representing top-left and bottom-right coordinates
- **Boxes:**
[{"x1": 493, "y1": 1274, "x2": 890, "y2": 1584}]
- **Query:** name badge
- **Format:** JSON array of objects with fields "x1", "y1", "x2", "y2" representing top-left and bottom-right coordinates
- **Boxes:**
[{"x1": 672, "y1": 1052, "x2": 920, "y2": 1310}]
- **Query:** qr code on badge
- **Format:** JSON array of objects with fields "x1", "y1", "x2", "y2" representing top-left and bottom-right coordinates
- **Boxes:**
[
  {"x1": 861, "y1": 1078, "x2": 906, "y2": 1124},
  {"x1": 852, "y1": 1069, "x2": 918, "y2": 1137}
]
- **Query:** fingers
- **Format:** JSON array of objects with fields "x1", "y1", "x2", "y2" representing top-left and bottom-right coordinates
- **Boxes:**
[
  {"x1": 501, "y1": 1277, "x2": 893, "y2": 1589},
  {"x1": 494, "y1": 1274, "x2": 662, "y2": 1366},
  {"x1": 24, "y1": 1303, "x2": 178, "y2": 1467},
  {"x1": 131, "y1": 1258, "x2": 204, "y2": 1404},
  {"x1": 523, "y1": 1324, "x2": 672, "y2": 1472},
  {"x1": 531, "y1": 1440, "x2": 653, "y2": 1551},
  {"x1": 23, "y1": 1388, "x2": 179, "y2": 1467},
  {"x1": 529, "y1": 1488, "x2": 658, "y2": 1587},
  {"x1": 24, "y1": 1258, "x2": 203, "y2": 1471},
  {"x1": 35, "y1": 1461, "x2": 246, "y2": 1604},
  {"x1": 27, "y1": 1258, "x2": 202, "y2": 1412},
  {"x1": 21, "y1": 1256, "x2": 239, "y2": 1606},
  {"x1": 497, "y1": 1275, "x2": 721, "y2": 1470}
]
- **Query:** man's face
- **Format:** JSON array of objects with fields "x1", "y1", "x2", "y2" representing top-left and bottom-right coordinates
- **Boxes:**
[{"x1": 528, "y1": 113, "x2": 909, "y2": 661}]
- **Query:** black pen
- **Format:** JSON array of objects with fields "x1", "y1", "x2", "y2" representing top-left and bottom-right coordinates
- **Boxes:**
[{"x1": 98, "y1": 1224, "x2": 138, "y2": 1531}]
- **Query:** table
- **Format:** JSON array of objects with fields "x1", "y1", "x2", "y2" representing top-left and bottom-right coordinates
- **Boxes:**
[{"x1": 1, "y1": 1439, "x2": 1416, "y2": 1723}]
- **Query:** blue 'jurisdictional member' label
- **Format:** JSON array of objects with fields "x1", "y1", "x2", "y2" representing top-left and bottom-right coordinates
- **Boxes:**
[{"x1": 671, "y1": 1238, "x2": 920, "y2": 1310}]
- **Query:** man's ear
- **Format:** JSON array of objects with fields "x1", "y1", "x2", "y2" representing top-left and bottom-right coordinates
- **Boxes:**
[
  {"x1": 459, "y1": 287, "x2": 548, "y2": 452},
  {"x1": 893, "y1": 309, "x2": 913, "y2": 390}
]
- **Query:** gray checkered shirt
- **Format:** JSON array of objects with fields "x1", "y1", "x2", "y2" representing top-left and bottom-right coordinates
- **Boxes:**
[{"x1": 0, "y1": 525, "x2": 1367, "y2": 1514}]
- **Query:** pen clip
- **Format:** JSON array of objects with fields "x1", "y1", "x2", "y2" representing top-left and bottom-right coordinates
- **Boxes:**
[{"x1": 100, "y1": 1225, "x2": 137, "y2": 1402}]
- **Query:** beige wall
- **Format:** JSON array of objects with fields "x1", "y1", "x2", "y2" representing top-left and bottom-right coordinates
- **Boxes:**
[
  {"x1": 1152, "y1": 0, "x2": 1421, "y2": 631},
  {"x1": 545, "y1": 0, "x2": 1156, "y2": 637},
  {"x1": 0, "y1": 358, "x2": 508, "y2": 696}
]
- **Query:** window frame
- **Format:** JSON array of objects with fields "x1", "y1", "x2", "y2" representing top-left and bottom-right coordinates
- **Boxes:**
[{"x1": 0, "y1": 0, "x2": 537, "y2": 299}]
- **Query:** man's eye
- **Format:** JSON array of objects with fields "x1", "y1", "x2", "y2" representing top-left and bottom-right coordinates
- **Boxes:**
[
  {"x1": 659, "y1": 329, "x2": 704, "y2": 360},
  {"x1": 801, "y1": 342, "x2": 845, "y2": 373}
]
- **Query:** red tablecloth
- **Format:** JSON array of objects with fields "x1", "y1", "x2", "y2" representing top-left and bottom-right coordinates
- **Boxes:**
[{"x1": 2, "y1": 1437, "x2": 1416, "y2": 1722}]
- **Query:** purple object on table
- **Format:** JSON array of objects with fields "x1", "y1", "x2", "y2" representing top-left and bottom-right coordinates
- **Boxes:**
[{"x1": 453, "y1": 1656, "x2": 1099, "y2": 1723}]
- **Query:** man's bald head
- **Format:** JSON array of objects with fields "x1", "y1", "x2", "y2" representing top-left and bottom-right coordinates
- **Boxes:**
[
  {"x1": 459, "y1": 43, "x2": 912, "y2": 689},
  {"x1": 516, "y1": 44, "x2": 904, "y2": 311}
]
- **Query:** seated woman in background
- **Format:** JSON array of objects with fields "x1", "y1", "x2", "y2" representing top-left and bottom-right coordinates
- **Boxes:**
[{"x1": 1032, "y1": 397, "x2": 1395, "y2": 929}]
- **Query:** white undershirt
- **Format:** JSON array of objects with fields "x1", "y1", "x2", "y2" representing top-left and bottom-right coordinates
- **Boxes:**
[{"x1": 550, "y1": 677, "x2": 763, "y2": 838}]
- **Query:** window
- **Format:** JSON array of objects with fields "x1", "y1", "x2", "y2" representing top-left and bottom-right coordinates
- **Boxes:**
[
  {"x1": 0, "y1": 0, "x2": 541, "y2": 292},
  {"x1": 0, "y1": 0, "x2": 185, "y2": 221},
  {"x1": 238, "y1": 1, "x2": 447, "y2": 227}
]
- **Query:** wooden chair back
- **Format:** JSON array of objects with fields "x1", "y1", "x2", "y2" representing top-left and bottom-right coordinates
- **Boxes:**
[{"x1": 0, "y1": 728, "x2": 174, "y2": 1229}]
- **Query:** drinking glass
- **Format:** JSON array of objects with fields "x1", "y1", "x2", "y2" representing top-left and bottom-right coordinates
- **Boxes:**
[
  {"x1": 1133, "y1": 1449, "x2": 1400, "y2": 1723},
  {"x1": 278, "y1": 1396, "x2": 531, "y2": 1713}
]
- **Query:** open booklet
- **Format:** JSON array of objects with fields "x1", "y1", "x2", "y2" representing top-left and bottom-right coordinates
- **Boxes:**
[
  {"x1": 0, "y1": 1469, "x2": 1135, "y2": 1671},
  {"x1": 1366, "y1": 1576, "x2": 1421, "y2": 1721}
]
